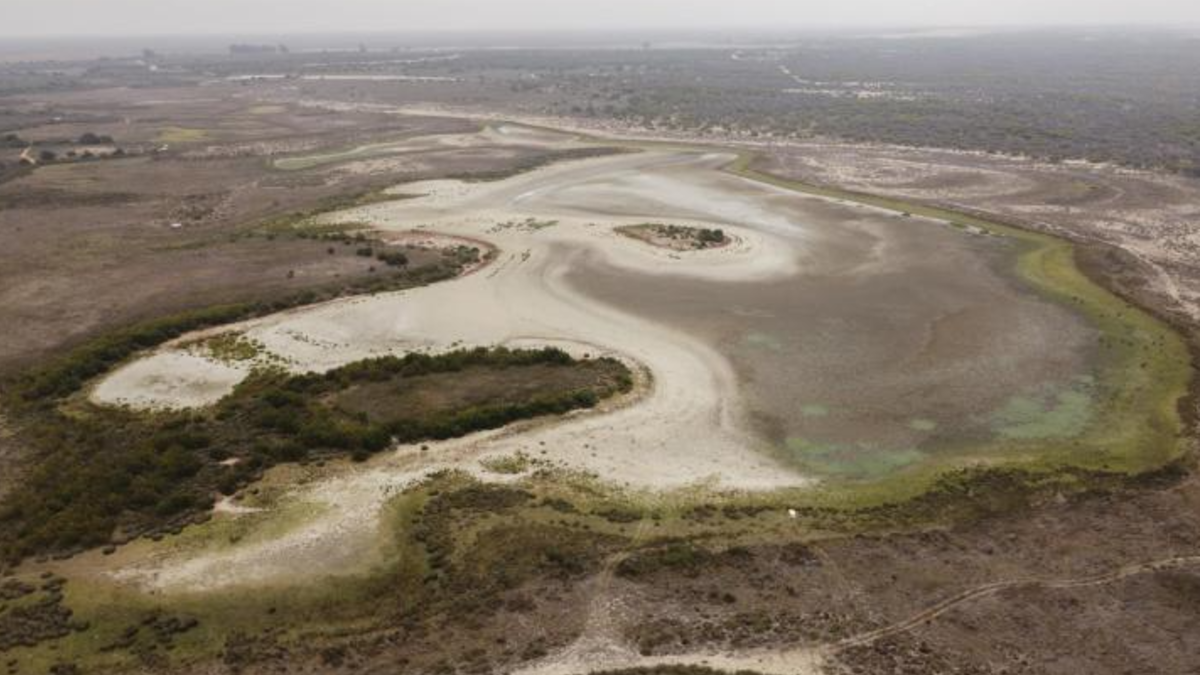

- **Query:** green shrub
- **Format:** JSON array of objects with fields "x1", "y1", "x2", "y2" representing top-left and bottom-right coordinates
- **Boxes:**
[{"x1": 0, "y1": 344, "x2": 631, "y2": 564}]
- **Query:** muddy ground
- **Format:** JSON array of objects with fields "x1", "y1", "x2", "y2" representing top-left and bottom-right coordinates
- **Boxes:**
[{"x1": 756, "y1": 143, "x2": 1200, "y2": 331}]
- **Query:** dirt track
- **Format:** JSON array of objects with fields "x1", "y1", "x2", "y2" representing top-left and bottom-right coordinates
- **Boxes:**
[
  {"x1": 514, "y1": 550, "x2": 1200, "y2": 675},
  {"x1": 834, "y1": 553, "x2": 1200, "y2": 651}
]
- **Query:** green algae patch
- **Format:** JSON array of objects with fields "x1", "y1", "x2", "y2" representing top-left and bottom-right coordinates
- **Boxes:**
[
  {"x1": 742, "y1": 331, "x2": 783, "y2": 352},
  {"x1": 800, "y1": 404, "x2": 829, "y2": 418},
  {"x1": 991, "y1": 384, "x2": 1094, "y2": 441},
  {"x1": 909, "y1": 418, "x2": 938, "y2": 432},
  {"x1": 157, "y1": 127, "x2": 208, "y2": 144},
  {"x1": 784, "y1": 437, "x2": 926, "y2": 480}
]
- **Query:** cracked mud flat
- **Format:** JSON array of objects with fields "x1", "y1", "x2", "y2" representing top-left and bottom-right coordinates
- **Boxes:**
[{"x1": 93, "y1": 128, "x2": 1098, "y2": 594}]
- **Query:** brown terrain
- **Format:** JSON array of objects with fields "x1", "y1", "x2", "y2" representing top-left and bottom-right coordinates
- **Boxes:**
[
  {"x1": 0, "y1": 86, "x2": 610, "y2": 501},
  {"x1": 2, "y1": 70, "x2": 1199, "y2": 675},
  {"x1": 0, "y1": 85, "x2": 614, "y2": 373}
]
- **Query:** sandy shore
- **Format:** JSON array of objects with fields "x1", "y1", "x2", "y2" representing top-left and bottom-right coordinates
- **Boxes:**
[{"x1": 102, "y1": 142, "x2": 817, "y2": 593}]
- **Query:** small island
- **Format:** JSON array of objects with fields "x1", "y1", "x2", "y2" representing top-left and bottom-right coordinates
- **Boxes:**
[{"x1": 616, "y1": 223, "x2": 731, "y2": 251}]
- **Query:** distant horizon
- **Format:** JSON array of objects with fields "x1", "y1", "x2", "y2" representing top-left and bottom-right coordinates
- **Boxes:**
[
  {"x1": 2, "y1": 24, "x2": 1199, "y2": 53},
  {"x1": 7, "y1": 0, "x2": 1200, "y2": 39},
  {"x1": 4, "y1": 22, "x2": 1200, "y2": 40},
  {"x1": 3, "y1": 21, "x2": 1198, "y2": 65}
]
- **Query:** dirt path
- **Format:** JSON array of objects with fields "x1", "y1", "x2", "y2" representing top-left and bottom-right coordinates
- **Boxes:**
[
  {"x1": 517, "y1": 521, "x2": 654, "y2": 675},
  {"x1": 514, "y1": 519, "x2": 827, "y2": 675},
  {"x1": 515, "y1": 552, "x2": 1200, "y2": 675},
  {"x1": 833, "y1": 552, "x2": 1200, "y2": 652}
]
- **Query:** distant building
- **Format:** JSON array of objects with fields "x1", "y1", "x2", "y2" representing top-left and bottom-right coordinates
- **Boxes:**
[{"x1": 229, "y1": 44, "x2": 282, "y2": 55}]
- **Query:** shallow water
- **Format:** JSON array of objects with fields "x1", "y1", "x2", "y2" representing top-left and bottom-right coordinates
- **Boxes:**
[
  {"x1": 558, "y1": 162, "x2": 1098, "y2": 479},
  {"x1": 96, "y1": 146, "x2": 1103, "y2": 484}
]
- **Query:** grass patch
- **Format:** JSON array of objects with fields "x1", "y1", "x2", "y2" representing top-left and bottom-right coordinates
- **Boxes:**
[
  {"x1": 184, "y1": 332, "x2": 263, "y2": 364},
  {"x1": 488, "y1": 217, "x2": 560, "y2": 233},
  {"x1": 784, "y1": 438, "x2": 926, "y2": 480},
  {"x1": 799, "y1": 404, "x2": 829, "y2": 418},
  {"x1": 479, "y1": 451, "x2": 541, "y2": 474},
  {"x1": 253, "y1": 191, "x2": 401, "y2": 236},
  {"x1": 156, "y1": 127, "x2": 208, "y2": 144}
]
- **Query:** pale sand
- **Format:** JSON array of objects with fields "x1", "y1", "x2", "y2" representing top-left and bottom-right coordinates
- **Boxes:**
[
  {"x1": 90, "y1": 350, "x2": 251, "y2": 410},
  {"x1": 516, "y1": 647, "x2": 827, "y2": 675},
  {"x1": 104, "y1": 146, "x2": 815, "y2": 593}
]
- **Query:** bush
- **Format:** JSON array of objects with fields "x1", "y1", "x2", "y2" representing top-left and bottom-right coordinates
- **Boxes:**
[
  {"x1": 376, "y1": 251, "x2": 409, "y2": 267},
  {"x1": 616, "y1": 542, "x2": 712, "y2": 579},
  {"x1": 156, "y1": 493, "x2": 196, "y2": 516},
  {"x1": 77, "y1": 132, "x2": 113, "y2": 145}
]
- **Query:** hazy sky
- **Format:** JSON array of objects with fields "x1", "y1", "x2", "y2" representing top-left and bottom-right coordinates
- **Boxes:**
[{"x1": 5, "y1": 0, "x2": 1200, "y2": 37}]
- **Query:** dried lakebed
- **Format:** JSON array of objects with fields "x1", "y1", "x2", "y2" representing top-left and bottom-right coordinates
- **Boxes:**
[{"x1": 87, "y1": 133, "x2": 1189, "y2": 593}]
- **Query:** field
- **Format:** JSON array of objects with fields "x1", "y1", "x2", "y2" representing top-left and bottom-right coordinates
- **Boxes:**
[{"x1": 1, "y1": 33, "x2": 1199, "y2": 675}]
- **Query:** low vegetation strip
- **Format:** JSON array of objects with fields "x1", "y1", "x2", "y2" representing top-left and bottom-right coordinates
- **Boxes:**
[
  {"x1": 588, "y1": 662, "x2": 758, "y2": 667},
  {"x1": 8, "y1": 253, "x2": 475, "y2": 405}
]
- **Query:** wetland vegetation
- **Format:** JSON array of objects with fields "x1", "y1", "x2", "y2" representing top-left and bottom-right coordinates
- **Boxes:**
[{"x1": 0, "y1": 346, "x2": 631, "y2": 564}]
